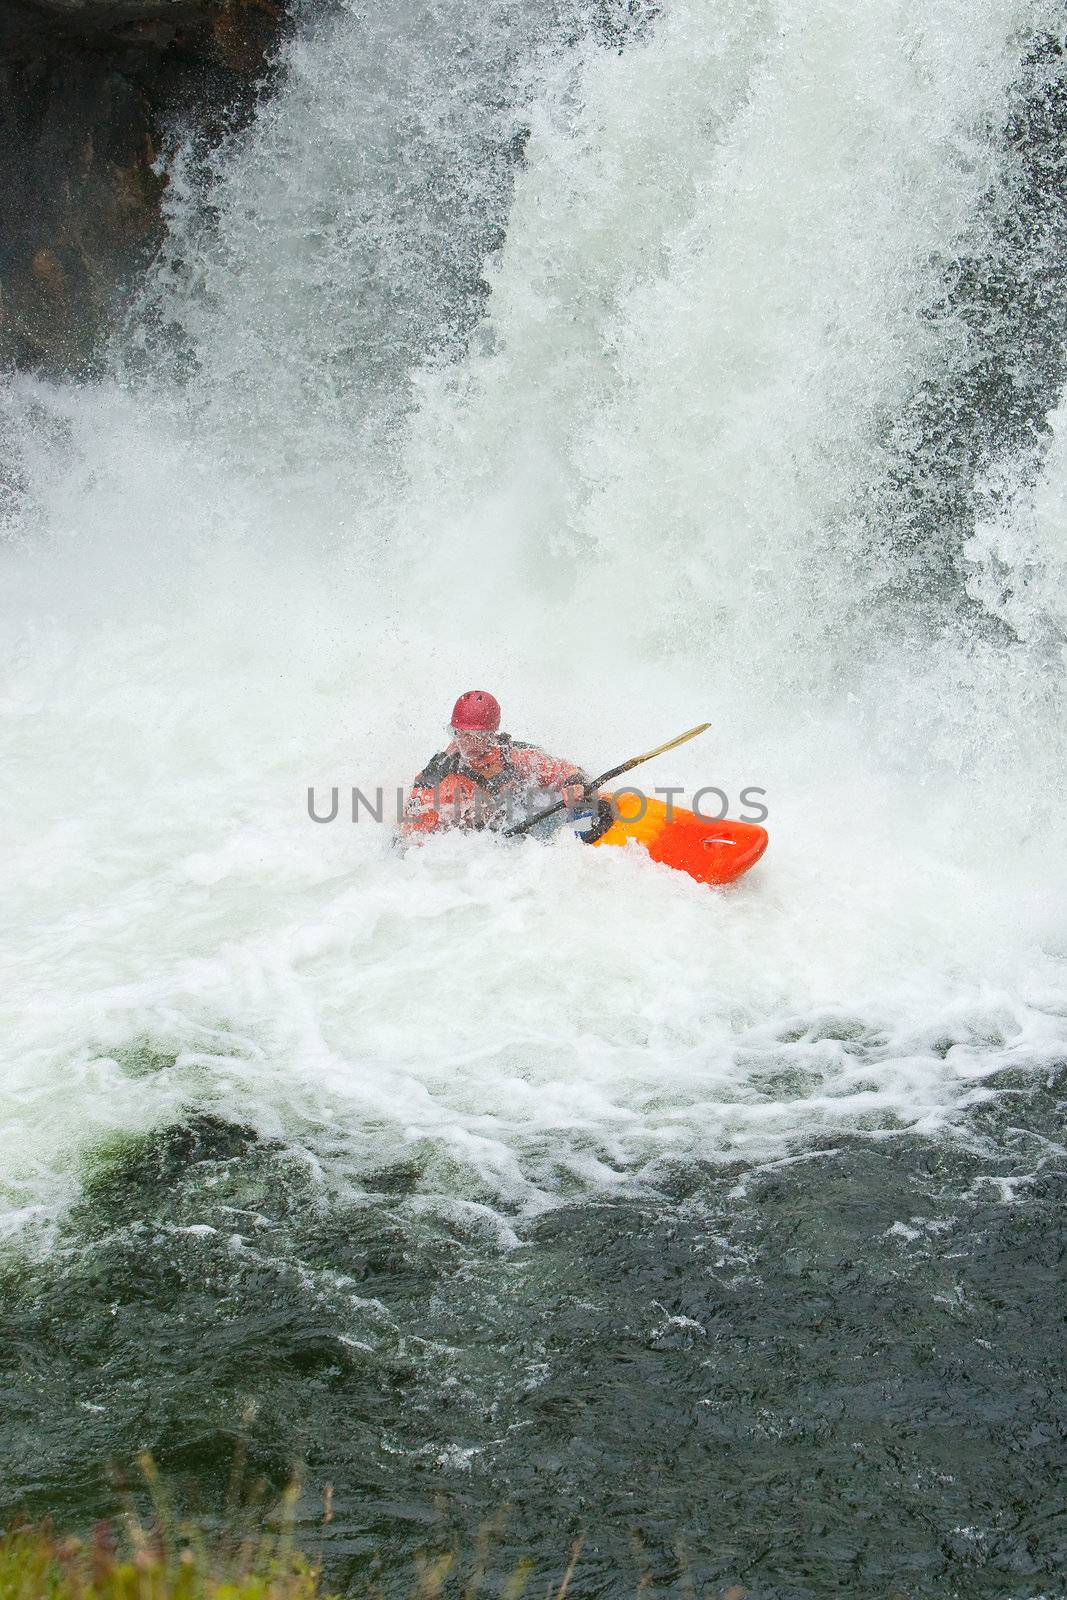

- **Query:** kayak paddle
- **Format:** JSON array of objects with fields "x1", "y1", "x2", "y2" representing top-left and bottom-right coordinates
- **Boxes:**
[{"x1": 503, "y1": 722, "x2": 712, "y2": 838}]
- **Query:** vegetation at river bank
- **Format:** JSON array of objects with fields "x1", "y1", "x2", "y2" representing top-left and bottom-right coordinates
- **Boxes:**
[
  {"x1": 0, "y1": 1521, "x2": 324, "y2": 1600},
  {"x1": 0, "y1": 1457, "x2": 550, "y2": 1600},
  {"x1": 0, "y1": 1520, "x2": 562, "y2": 1600},
  {"x1": 0, "y1": 1463, "x2": 328, "y2": 1600},
  {"x1": 0, "y1": 1452, "x2": 759, "y2": 1600}
]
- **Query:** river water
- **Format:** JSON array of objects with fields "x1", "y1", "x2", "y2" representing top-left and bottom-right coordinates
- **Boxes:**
[{"x1": 1, "y1": 0, "x2": 1066, "y2": 1593}]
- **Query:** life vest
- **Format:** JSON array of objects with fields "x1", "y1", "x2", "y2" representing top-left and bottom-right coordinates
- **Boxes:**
[{"x1": 401, "y1": 735, "x2": 584, "y2": 836}]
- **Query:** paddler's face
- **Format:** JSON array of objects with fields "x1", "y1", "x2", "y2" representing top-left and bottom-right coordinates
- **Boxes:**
[{"x1": 452, "y1": 727, "x2": 496, "y2": 763}]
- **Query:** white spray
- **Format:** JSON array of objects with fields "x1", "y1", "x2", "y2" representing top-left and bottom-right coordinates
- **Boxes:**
[{"x1": 1, "y1": 0, "x2": 1065, "y2": 1245}]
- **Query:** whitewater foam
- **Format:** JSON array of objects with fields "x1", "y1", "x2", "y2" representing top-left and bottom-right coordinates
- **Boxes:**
[{"x1": 2, "y1": 0, "x2": 1066, "y2": 1247}]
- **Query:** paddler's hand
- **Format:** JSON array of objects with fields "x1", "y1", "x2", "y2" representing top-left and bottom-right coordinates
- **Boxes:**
[{"x1": 561, "y1": 778, "x2": 587, "y2": 813}]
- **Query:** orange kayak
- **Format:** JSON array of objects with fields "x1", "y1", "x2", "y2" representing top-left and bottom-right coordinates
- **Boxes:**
[{"x1": 583, "y1": 793, "x2": 768, "y2": 887}]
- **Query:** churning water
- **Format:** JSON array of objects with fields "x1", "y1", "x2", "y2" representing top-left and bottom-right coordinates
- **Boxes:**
[{"x1": 2, "y1": 0, "x2": 1066, "y2": 1592}]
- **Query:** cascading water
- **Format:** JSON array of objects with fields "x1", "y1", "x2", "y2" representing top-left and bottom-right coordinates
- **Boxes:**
[{"x1": 2, "y1": 0, "x2": 1066, "y2": 1591}]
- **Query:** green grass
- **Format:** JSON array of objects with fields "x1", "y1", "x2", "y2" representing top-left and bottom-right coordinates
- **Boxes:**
[
  {"x1": 0, "y1": 1457, "x2": 552, "y2": 1600},
  {"x1": 0, "y1": 1521, "x2": 551, "y2": 1600},
  {"x1": 0, "y1": 1459, "x2": 326, "y2": 1600},
  {"x1": 0, "y1": 1522, "x2": 325, "y2": 1600}
]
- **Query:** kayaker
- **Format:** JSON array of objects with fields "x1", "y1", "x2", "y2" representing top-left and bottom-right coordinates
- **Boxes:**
[{"x1": 398, "y1": 690, "x2": 587, "y2": 839}]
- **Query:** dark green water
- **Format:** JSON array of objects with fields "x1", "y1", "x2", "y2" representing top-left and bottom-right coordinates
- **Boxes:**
[{"x1": 2, "y1": 1070, "x2": 1064, "y2": 1598}]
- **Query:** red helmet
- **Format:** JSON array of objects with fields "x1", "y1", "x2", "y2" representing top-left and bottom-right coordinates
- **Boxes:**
[{"x1": 450, "y1": 690, "x2": 501, "y2": 732}]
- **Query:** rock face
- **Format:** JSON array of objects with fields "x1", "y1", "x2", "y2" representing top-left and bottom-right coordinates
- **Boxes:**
[{"x1": 0, "y1": 0, "x2": 287, "y2": 374}]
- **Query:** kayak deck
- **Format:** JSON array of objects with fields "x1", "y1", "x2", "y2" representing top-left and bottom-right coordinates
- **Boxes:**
[{"x1": 587, "y1": 793, "x2": 767, "y2": 886}]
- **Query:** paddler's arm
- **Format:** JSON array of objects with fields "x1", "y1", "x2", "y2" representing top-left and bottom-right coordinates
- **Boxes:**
[
  {"x1": 560, "y1": 773, "x2": 587, "y2": 810},
  {"x1": 395, "y1": 752, "x2": 450, "y2": 843},
  {"x1": 395, "y1": 786, "x2": 440, "y2": 843},
  {"x1": 519, "y1": 746, "x2": 588, "y2": 811}
]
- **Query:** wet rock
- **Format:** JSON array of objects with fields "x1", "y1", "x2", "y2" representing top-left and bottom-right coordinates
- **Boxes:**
[{"x1": 0, "y1": 0, "x2": 288, "y2": 374}]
